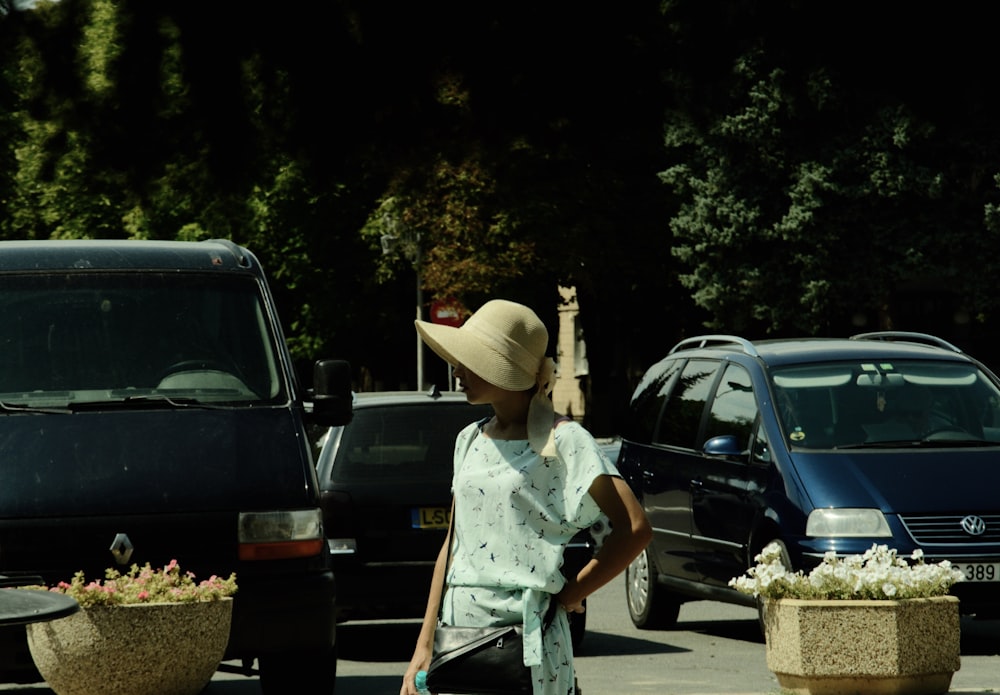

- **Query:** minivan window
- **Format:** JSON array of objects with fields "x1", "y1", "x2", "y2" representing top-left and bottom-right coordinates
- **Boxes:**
[
  {"x1": 0, "y1": 272, "x2": 283, "y2": 405},
  {"x1": 703, "y1": 363, "x2": 756, "y2": 446},
  {"x1": 655, "y1": 359, "x2": 718, "y2": 448},
  {"x1": 771, "y1": 360, "x2": 1000, "y2": 448},
  {"x1": 625, "y1": 357, "x2": 682, "y2": 443}
]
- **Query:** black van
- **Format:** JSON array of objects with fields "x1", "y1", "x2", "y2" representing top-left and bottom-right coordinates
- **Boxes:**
[{"x1": 0, "y1": 239, "x2": 352, "y2": 692}]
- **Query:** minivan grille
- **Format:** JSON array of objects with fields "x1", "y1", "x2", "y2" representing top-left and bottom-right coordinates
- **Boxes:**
[{"x1": 900, "y1": 514, "x2": 1000, "y2": 546}]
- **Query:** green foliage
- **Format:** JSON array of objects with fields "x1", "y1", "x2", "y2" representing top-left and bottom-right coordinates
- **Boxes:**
[
  {"x1": 11, "y1": 0, "x2": 1000, "y2": 417},
  {"x1": 661, "y1": 0, "x2": 1000, "y2": 346},
  {"x1": 361, "y1": 155, "x2": 538, "y2": 301}
]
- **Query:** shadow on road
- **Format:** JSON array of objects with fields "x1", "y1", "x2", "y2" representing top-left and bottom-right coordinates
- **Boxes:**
[
  {"x1": 574, "y1": 630, "x2": 687, "y2": 657},
  {"x1": 203, "y1": 681, "x2": 259, "y2": 694},
  {"x1": 338, "y1": 621, "x2": 422, "y2": 662},
  {"x1": 337, "y1": 620, "x2": 687, "y2": 661},
  {"x1": 960, "y1": 616, "x2": 1000, "y2": 656},
  {"x1": 328, "y1": 613, "x2": 1000, "y2": 671},
  {"x1": 676, "y1": 616, "x2": 765, "y2": 645},
  {"x1": 334, "y1": 674, "x2": 408, "y2": 693}
]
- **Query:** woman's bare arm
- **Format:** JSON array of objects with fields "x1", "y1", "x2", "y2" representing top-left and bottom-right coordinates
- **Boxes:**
[
  {"x1": 556, "y1": 476, "x2": 651, "y2": 611},
  {"x1": 400, "y1": 499, "x2": 454, "y2": 695}
]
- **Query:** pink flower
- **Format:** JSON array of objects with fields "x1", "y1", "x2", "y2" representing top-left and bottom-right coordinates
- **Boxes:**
[{"x1": 34, "y1": 560, "x2": 237, "y2": 607}]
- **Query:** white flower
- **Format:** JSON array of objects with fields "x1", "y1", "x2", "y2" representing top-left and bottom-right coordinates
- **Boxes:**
[{"x1": 728, "y1": 543, "x2": 965, "y2": 600}]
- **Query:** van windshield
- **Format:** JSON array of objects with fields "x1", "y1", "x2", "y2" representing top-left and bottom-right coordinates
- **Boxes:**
[
  {"x1": 771, "y1": 360, "x2": 1000, "y2": 448},
  {"x1": 0, "y1": 272, "x2": 285, "y2": 407}
]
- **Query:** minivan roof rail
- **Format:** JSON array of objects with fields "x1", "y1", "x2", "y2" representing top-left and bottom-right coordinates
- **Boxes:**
[
  {"x1": 849, "y1": 331, "x2": 963, "y2": 354},
  {"x1": 669, "y1": 334, "x2": 759, "y2": 357}
]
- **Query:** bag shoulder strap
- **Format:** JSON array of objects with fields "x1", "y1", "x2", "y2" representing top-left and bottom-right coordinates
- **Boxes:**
[{"x1": 443, "y1": 414, "x2": 490, "y2": 576}]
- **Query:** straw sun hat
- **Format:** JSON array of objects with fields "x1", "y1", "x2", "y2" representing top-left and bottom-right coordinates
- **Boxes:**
[{"x1": 414, "y1": 299, "x2": 557, "y2": 455}]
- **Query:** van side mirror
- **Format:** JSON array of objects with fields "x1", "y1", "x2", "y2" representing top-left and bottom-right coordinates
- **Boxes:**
[{"x1": 310, "y1": 359, "x2": 353, "y2": 426}]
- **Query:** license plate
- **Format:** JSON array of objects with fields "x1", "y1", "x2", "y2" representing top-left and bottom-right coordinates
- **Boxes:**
[
  {"x1": 955, "y1": 562, "x2": 1000, "y2": 582},
  {"x1": 412, "y1": 506, "x2": 450, "y2": 529}
]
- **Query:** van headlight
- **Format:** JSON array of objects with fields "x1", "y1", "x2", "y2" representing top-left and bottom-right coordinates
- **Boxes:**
[
  {"x1": 238, "y1": 509, "x2": 325, "y2": 560},
  {"x1": 806, "y1": 508, "x2": 892, "y2": 537}
]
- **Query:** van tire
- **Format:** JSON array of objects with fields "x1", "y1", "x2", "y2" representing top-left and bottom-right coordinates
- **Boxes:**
[
  {"x1": 626, "y1": 546, "x2": 681, "y2": 629},
  {"x1": 258, "y1": 646, "x2": 336, "y2": 694}
]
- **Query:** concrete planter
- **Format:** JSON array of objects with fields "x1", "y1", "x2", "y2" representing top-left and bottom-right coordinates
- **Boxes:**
[
  {"x1": 763, "y1": 595, "x2": 960, "y2": 695},
  {"x1": 26, "y1": 598, "x2": 232, "y2": 695}
]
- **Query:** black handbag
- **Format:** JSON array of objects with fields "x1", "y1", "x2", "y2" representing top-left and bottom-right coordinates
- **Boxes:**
[
  {"x1": 424, "y1": 501, "x2": 556, "y2": 695},
  {"x1": 426, "y1": 622, "x2": 533, "y2": 694}
]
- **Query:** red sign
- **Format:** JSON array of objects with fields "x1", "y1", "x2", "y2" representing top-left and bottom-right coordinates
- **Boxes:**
[{"x1": 430, "y1": 298, "x2": 465, "y2": 327}]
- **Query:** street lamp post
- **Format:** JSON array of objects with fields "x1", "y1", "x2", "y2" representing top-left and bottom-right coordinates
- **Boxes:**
[{"x1": 413, "y1": 243, "x2": 424, "y2": 390}]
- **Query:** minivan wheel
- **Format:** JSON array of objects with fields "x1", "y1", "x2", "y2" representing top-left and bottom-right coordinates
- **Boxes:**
[
  {"x1": 258, "y1": 645, "x2": 336, "y2": 694},
  {"x1": 626, "y1": 546, "x2": 680, "y2": 629}
]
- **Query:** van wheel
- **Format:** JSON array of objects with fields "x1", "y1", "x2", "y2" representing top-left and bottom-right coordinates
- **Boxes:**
[
  {"x1": 755, "y1": 539, "x2": 792, "y2": 635},
  {"x1": 626, "y1": 546, "x2": 680, "y2": 629},
  {"x1": 258, "y1": 646, "x2": 336, "y2": 694}
]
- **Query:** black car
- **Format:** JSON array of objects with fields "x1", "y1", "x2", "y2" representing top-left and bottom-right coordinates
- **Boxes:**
[
  {"x1": 617, "y1": 331, "x2": 1000, "y2": 629},
  {"x1": 0, "y1": 240, "x2": 352, "y2": 692},
  {"x1": 316, "y1": 388, "x2": 596, "y2": 647}
]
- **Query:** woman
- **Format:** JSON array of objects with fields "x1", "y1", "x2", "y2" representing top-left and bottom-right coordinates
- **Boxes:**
[{"x1": 400, "y1": 299, "x2": 652, "y2": 695}]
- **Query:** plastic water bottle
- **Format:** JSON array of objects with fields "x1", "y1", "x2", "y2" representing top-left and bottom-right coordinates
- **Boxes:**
[{"x1": 415, "y1": 669, "x2": 430, "y2": 694}]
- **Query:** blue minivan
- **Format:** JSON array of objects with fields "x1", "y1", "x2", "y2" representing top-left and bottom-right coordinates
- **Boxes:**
[
  {"x1": 616, "y1": 332, "x2": 1000, "y2": 628},
  {"x1": 0, "y1": 240, "x2": 352, "y2": 692}
]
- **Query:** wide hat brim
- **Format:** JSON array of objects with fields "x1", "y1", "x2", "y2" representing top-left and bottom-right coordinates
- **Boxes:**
[
  {"x1": 414, "y1": 319, "x2": 537, "y2": 391},
  {"x1": 415, "y1": 299, "x2": 557, "y2": 456}
]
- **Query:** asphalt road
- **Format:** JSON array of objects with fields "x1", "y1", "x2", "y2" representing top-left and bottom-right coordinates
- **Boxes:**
[
  {"x1": 3, "y1": 571, "x2": 999, "y2": 694},
  {"x1": 324, "y1": 573, "x2": 1000, "y2": 695}
]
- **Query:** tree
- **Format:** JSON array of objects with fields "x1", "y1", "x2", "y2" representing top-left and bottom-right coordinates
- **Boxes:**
[
  {"x1": 660, "y1": 0, "x2": 1000, "y2": 359},
  {"x1": 356, "y1": 2, "x2": 691, "y2": 432},
  {"x1": 2, "y1": 0, "x2": 728, "y2": 432}
]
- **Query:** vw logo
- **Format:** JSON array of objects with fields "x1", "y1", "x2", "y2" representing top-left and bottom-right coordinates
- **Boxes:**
[{"x1": 960, "y1": 515, "x2": 987, "y2": 536}]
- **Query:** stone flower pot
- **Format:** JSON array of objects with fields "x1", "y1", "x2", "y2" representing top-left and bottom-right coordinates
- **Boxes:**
[
  {"x1": 26, "y1": 598, "x2": 233, "y2": 695},
  {"x1": 763, "y1": 595, "x2": 960, "y2": 695}
]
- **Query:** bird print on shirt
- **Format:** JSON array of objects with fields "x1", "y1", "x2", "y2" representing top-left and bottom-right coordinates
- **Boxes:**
[{"x1": 443, "y1": 419, "x2": 616, "y2": 695}]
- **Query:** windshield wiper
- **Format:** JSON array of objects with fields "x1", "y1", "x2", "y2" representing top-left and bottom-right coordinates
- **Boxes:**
[
  {"x1": 0, "y1": 400, "x2": 71, "y2": 414},
  {"x1": 835, "y1": 438, "x2": 996, "y2": 449},
  {"x1": 68, "y1": 395, "x2": 230, "y2": 411},
  {"x1": 912, "y1": 438, "x2": 996, "y2": 448}
]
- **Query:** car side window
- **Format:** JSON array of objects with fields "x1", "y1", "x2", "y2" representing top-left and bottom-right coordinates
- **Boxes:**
[
  {"x1": 703, "y1": 363, "x2": 757, "y2": 448},
  {"x1": 655, "y1": 359, "x2": 719, "y2": 449},
  {"x1": 625, "y1": 357, "x2": 682, "y2": 443}
]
